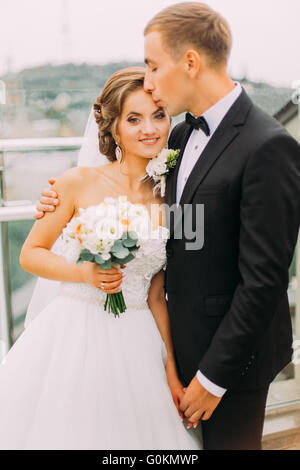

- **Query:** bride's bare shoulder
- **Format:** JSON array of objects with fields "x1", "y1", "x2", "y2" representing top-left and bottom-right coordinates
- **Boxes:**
[
  {"x1": 50, "y1": 167, "x2": 97, "y2": 196},
  {"x1": 76, "y1": 163, "x2": 116, "y2": 179},
  {"x1": 56, "y1": 165, "x2": 110, "y2": 184},
  {"x1": 53, "y1": 164, "x2": 116, "y2": 194}
]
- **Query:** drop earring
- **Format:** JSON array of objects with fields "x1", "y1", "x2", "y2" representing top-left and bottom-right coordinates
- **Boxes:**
[{"x1": 115, "y1": 144, "x2": 123, "y2": 164}]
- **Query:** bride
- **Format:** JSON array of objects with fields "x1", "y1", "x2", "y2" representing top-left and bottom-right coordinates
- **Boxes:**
[{"x1": 0, "y1": 67, "x2": 202, "y2": 450}]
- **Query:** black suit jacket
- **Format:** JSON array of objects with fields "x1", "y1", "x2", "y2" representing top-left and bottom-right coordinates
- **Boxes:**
[{"x1": 165, "y1": 88, "x2": 300, "y2": 391}]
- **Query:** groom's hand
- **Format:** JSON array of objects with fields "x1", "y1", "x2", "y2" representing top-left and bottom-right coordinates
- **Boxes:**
[
  {"x1": 180, "y1": 376, "x2": 222, "y2": 423},
  {"x1": 35, "y1": 178, "x2": 59, "y2": 219}
]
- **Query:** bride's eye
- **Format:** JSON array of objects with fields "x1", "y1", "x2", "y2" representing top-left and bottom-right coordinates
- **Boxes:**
[
  {"x1": 127, "y1": 117, "x2": 139, "y2": 124},
  {"x1": 154, "y1": 112, "x2": 166, "y2": 120}
]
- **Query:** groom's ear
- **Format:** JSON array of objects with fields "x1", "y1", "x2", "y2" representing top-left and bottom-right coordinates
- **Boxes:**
[{"x1": 184, "y1": 50, "x2": 203, "y2": 79}]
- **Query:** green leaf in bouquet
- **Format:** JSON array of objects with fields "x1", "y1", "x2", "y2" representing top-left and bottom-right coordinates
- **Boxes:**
[
  {"x1": 112, "y1": 252, "x2": 135, "y2": 265},
  {"x1": 122, "y1": 252, "x2": 135, "y2": 264},
  {"x1": 79, "y1": 249, "x2": 95, "y2": 262},
  {"x1": 128, "y1": 246, "x2": 139, "y2": 254},
  {"x1": 95, "y1": 253, "x2": 104, "y2": 264},
  {"x1": 94, "y1": 254, "x2": 112, "y2": 269},
  {"x1": 98, "y1": 259, "x2": 112, "y2": 270},
  {"x1": 111, "y1": 240, "x2": 130, "y2": 259},
  {"x1": 111, "y1": 239, "x2": 123, "y2": 252},
  {"x1": 127, "y1": 231, "x2": 138, "y2": 242},
  {"x1": 122, "y1": 234, "x2": 138, "y2": 248}
]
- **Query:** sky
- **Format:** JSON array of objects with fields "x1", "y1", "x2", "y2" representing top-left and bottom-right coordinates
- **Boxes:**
[{"x1": 0, "y1": 0, "x2": 299, "y2": 87}]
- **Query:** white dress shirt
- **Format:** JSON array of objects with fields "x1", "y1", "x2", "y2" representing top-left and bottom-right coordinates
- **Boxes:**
[
  {"x1": 176, "y1": 82, "x2": 242, "y2": 397},
  {"x1": 177, "y1": 82, "x2": 242, "y2": 205}
]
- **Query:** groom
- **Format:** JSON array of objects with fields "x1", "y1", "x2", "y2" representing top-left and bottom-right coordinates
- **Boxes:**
[{"x1": 36, "y1": 3, "x2": 300, "y2": 449}]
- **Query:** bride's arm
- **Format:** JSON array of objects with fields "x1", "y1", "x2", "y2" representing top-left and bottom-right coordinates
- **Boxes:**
[
  {"x1": 19, "y1": 168, "x2": 110, "y2": 292},
  {"x1": 148, "y1": 271, "x2": 177, "y2": 370},
  {"x1": 20, "y1": 166, "x2": 130, "y2": 292},
  {"x1": 147, "y1": 270, "x2": 186, "y2": 420},
  {"x1": 148, "y1": 272, "x2": 200, "y2": 428},
  {"x1": 19, "y1": 167, "x2": 90, "y2": 283},
  {"x1": 20, "y1": 168, "x2": 123, "y2": 292}
]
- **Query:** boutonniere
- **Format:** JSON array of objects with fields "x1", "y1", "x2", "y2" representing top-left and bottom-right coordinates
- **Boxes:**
[{"x1": 140, "y1": 148, "x2": 180, "y2": 197}]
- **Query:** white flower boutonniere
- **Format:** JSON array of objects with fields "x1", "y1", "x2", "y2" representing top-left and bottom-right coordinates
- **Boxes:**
[{"x1": 140, "y1": 148, "x2": 180, "y2": 197}]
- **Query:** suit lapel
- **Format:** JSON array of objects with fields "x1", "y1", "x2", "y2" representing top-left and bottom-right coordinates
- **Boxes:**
[
  {"x1": 179, "y1": 125, "x2": 239, "y2": 206},
  {"x1": 166, "y1": 125, "x2": 193, "y2": 207},
  {"x1": 167, "y1": 88, "x2": 253, "y2": 238}
]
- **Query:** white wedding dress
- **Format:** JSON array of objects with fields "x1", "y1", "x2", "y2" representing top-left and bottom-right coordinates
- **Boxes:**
[{"x1": 0, "y1": 212, "x2": 202, "y2": 450}]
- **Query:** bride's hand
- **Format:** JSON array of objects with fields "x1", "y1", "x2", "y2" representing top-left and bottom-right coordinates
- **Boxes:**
[
  {"x1": 165, "y1": 365, "x2": 200, "y2": 429},
  {"x1": 165, "y1": 365, "x2": 186, "y2": 421},
  {"x1": 167, "y1": 373, "x2": 199, "y2": 429},
  {"x1": 80, "y1": 261, "x2": 125, "y2": 293},
  {"x1": 182, "y1": 387, "x2": 200, "y2": 430}
]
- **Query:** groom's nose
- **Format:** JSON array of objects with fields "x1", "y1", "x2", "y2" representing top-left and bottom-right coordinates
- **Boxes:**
[{"x1": 144, "y1": 74, "x2": 154, "y2": 93}]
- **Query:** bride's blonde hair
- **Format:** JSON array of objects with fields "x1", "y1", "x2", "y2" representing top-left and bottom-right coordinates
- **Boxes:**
[{"x1": 93, "y1": 67, "x2": 146, "y2": 162}]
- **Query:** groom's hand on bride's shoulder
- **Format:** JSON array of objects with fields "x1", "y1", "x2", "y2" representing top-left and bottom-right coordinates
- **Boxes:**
[
  {"x1": 35, "y1": 178, "x2": 59, "y2": 219},
  {"x1": 180, "y1": 376, "x2": 222, "y2": 424}
]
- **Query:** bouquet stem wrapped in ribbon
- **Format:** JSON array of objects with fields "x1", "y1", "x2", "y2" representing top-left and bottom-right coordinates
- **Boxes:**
[{"x1": 62, "y1": 196, "x2": 149, "y2": 318}]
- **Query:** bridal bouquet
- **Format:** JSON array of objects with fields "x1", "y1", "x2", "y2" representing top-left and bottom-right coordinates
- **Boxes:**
[
  {"x1": 62, "y1": 196, "x2": 150, "y2": 318},
  {"x1": 141, "y1": 148, "x2": 180, "y2": 197}
]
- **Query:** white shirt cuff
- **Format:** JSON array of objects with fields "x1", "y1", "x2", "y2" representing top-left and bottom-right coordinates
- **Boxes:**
[{"x1": 196, "y1": 370, "x2": 227, "y2": 398}]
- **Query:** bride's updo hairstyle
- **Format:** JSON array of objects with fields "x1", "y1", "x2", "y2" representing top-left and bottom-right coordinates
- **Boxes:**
[{"x1": 93, "y1": 67, "x2": 146, "y2": 162}]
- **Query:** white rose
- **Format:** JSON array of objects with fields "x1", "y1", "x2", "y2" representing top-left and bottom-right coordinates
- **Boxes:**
[
  {"x1": 118, "y1": 195, "x2": 128, "y2": 204},
  {"x1": 155, "y1": 161, "x2": 167, "y2": 175},
  {"x1": 95, "y1": 203, "x2": 108, "y2": 218},
  {"x1": 62, "y1": 217, "x2": 79, "y2": 239},
  {"x1": 95, "y1": 218, "x2": 123, "y2": 241},
  {"x1": 64, "y1": 238, "x2": 81, "y2": 263},
  {"x1": 145, "y1": 159, "x2": 156, "y2": 178},
  {"x1": 106, "y1": 204, "x2": 118, "y2": 218},
  {"x1": 129, "y1": 216, "x2": 152, "y2": 240},
  {"x1": 102, "y1": 238, "x2": 115, "y2": 251},
  {"x1": 119, "y1": 204, "x2": 130, "y2": 219},
  {"x1": 157, "y1": 149, "x2": 169, "y2": 162},
  {"x1": 83, "y1": 214, "x2": 104, "y2": 232},
  {"x1": 81, "y1": 231, "x2": 101, "y2": 254},
  {"x1": 104, "y1": 197, "x2": 117, "y2": 205},
  {"x1": 128, "y1": 204, "x2": 149, "y2": 220}
]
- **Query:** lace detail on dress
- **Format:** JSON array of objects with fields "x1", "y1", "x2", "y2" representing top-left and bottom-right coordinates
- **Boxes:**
[{"x1": 56, "y1": 222, "x2": 169, "y2": 310}]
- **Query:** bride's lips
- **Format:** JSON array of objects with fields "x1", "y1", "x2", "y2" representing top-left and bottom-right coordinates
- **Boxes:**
[{"x1": 139, "y1": 137, "x2": 160, "y2": 146}]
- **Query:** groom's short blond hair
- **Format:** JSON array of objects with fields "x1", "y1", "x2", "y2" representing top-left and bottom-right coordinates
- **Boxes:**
[{"x1": 144, "y1": 2, "x2": 232, "y2": 68}]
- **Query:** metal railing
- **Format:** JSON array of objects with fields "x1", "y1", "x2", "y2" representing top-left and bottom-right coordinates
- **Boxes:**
[
  {"x1": 0, "y1": 137, "x2": 82, "y2": 354},
  {"x1": 0, "y1": 137, "x2": 83, "y2": 153}
]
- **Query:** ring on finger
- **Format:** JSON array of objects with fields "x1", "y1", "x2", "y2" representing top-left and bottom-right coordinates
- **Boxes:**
[{"x1": 101, "y1": 282, "x2": 105, "y2": 290}]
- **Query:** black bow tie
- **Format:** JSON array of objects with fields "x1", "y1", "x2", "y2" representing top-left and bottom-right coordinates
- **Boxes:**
[{"x1": 185, "y1": 112, "x2": 210, "y2": 136}]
